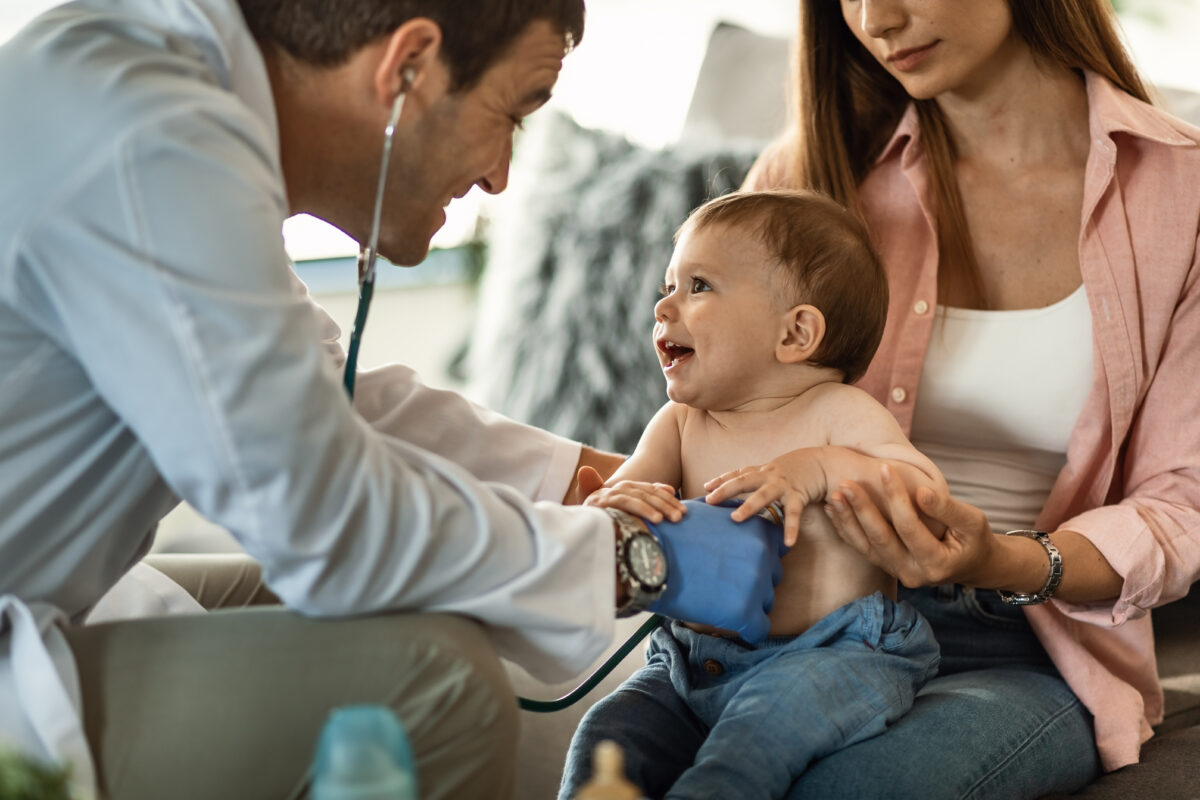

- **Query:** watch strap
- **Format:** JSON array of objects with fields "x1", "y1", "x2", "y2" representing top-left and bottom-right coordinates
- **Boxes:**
[{"x1": 607, "y1": 508, "x2": 667, "y2": 617}]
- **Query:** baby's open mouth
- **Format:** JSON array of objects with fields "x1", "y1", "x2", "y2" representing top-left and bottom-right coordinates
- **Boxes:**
[{"x1": 658, "y1": 339, "x2": 694, "y2": 366}]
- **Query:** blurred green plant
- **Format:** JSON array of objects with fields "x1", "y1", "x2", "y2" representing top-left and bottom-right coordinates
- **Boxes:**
[{"x1": 0, "y1": 751, "x2": 74, "y2": 800}]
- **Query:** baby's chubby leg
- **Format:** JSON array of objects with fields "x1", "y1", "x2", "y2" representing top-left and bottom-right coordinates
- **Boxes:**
[{"x1": 667, "y1": 594, "x2": 939, "y2": 800}]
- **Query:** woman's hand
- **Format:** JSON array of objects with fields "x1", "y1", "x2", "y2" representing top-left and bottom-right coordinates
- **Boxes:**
[
  {"x1": 827, "y1": 465, "x2": 997, "y2": 588},
  {"x1": 703, "y1": 450, "x2": 827, "y2": 547},
  {"x1": 577, "y1": 467, "x2": 685, "y2": 523}
]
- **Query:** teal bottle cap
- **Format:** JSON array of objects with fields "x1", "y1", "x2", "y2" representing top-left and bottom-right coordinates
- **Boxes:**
[{"x1": 312, "y1": 705, "x2": 418, "y2": 800}]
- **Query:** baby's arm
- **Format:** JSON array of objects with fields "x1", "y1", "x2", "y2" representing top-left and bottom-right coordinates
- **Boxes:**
[
  {"x1": 706, "y1": 387, "x2": 945, "y2": 544},
  {"x1": 580, "y1": 403, "x2": 688, "y2": 523},
  {"x1": 823, "y1": 389, "x2": 945, "y2": 497}
]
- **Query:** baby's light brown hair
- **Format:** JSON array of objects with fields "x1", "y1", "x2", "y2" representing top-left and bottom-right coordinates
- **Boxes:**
[{"x1": 677, "y1": 189, "x2": 888, "y2": 384}]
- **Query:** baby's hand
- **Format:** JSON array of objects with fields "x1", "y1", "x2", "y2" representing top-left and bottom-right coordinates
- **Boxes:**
[
  {"x1": 582, "y1": 476, "x2": 685, "y2": 523},
  {"x1": 704, "y1": 455, "x2": 826, "y2": 547}
]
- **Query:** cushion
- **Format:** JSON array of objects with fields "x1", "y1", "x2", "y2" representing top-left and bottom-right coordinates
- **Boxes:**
[
  {"x1": 1039, "y1": 727, "x2": 1200, "y2": 799},
  {"x1": 679, "y1": 21, "x2": 791, "y2": 146},
  {"x1": 1150, "y1": 589, "x2": 1200, "y2": 733}
]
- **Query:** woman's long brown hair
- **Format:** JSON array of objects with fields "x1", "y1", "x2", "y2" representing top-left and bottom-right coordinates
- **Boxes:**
[{"x1": 788, "y1": 0, "x2": 1149, "y2": 307}]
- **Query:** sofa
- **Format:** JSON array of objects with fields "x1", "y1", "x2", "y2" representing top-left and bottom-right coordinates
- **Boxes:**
[{"x1": 468, "y1": 21, "x2": 1200, "y2": 800}]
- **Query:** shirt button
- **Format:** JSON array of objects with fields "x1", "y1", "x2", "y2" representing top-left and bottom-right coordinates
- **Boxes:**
[
  {"x1": 891, "y1": 387, "x2": 907, "y2": 403},
  {"x1": 703, "y1": 659, "x2": 725, "y2": 676},
  {"x1": 913, "y1": 299, "x2": 929, "y2": 315}
]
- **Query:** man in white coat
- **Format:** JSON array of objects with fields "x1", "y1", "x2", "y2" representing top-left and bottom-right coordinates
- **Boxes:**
[{"x1": 0, "y1": 0, "x2": 785, "y2": 798}]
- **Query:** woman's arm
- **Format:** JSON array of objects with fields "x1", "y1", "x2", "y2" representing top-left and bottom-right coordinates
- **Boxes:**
[
  {"x1": 741, "y1": 135, "x2": 792, "y2": 192},
  {"x1": 827, "y1": 470, "x2": 1123, "y2": 603},
  {"x1": 826, "y1": 233, "x2": 1200, "y2": 609}
]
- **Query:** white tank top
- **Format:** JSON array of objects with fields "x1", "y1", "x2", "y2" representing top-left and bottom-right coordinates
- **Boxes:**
[{"x1": 909, "y1": 285, "x2": 1094, "y2": 533}]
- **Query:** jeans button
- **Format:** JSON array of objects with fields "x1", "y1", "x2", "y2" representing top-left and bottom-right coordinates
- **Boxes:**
[{"x1": 703, "y1": 658, "x2": 724, "y2": 676}]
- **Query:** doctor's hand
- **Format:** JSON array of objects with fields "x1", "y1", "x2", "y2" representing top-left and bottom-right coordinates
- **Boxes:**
[
  {"x1": 644, "y1": 498, "x2": 787, "y2": 644},
  {"x1": 565, "y1": 450, "x2": 626, "y2": 505},
  {"x1": 827, "y1": 465, "x2": 997, "y2": 589},
  {"x1": 575, "y1": 465, "x2": 606, "y2": 504}
]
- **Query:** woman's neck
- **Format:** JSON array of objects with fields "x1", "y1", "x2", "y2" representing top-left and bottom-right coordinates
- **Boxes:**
[{"x1": 935, "y1": 56, "x2": 1091, "y2": 171}]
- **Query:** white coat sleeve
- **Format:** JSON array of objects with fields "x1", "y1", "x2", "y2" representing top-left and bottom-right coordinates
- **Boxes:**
[
  {"x1": 24, "y1": 100, "x2": 613, "y2": 682},
  {"x1": 287, "y1": 271, "x2": 583, "y2": 504}
]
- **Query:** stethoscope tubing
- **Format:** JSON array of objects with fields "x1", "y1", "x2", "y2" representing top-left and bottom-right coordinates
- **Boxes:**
[
  {"x1": 339, "y1": 78, "x2": 650, "y2": 712},
  {"x1": 344, "y1": 82, "x2": 409, "y2": 398}
]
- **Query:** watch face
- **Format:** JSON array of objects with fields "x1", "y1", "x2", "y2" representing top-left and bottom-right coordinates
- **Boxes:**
[{"x1": 628, "y1": 535, "x2": 667, "y2": 589}]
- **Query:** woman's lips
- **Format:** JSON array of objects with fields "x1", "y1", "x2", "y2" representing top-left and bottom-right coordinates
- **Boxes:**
[{"x1": 888, "y1": 41, "x2": 938, "y2": 72}]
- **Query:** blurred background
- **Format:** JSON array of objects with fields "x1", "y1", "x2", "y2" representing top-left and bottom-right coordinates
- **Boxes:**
[{"x1": 4, "y1": 0, "x2": 1196, "y2": 385}]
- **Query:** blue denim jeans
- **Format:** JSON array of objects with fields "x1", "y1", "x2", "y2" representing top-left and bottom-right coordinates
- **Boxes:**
[
  {"x1": 560, "y1": 586, "x2": 1102, "y2": 800},
  {"x1": 560, "y1": 593, "x2": 940, "y2": 800}
]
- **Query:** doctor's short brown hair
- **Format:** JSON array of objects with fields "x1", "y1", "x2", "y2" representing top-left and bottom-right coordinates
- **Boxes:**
[
  {"x1": 236, "y1": 0, "x2": 585, "y2": 91},
  {"x1": 679, "y1": 190, "x2": 888, "y2": 385}
]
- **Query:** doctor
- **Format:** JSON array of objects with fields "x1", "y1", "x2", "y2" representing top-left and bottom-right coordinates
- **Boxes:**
[{"x1": 0, "y1": 1, "x2": 785, "y2": 798}]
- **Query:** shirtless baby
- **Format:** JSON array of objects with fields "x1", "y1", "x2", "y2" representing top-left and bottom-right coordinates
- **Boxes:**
[{"x1": 560, "y1": 189, "x2": 945, "y2": 800}]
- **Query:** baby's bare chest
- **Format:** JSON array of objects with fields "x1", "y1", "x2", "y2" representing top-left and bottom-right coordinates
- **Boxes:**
[{"x1": 678, "y1": 421, "x2": 827, "y2": 498}]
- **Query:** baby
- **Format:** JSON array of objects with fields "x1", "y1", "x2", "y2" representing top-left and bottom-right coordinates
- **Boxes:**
[{"x1": 560, "y1": 190, "x2": 945, "y2": 800}]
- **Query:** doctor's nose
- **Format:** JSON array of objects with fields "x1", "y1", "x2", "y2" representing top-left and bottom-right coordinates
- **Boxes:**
[{"x1": 476, "y1": 141, "x2": 513, "y2": 195}]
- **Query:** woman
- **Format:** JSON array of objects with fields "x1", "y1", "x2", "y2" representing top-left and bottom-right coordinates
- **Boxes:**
[{"x1": 706, "y1": 0, "x2": 1200, "y2": 796}]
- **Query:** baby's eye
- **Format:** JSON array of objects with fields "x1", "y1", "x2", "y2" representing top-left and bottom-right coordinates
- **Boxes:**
[
  {"x1": 690, "y1": 277, "x2": 711, "y2": 293},
  {"x1": 657, "y1": 283, "x2": 674, "y2": 297}
]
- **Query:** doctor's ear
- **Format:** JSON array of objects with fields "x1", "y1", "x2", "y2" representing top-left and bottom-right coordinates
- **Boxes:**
[
  {"x1": 374, "y1": 18, "x2": 443, "y2": 106},
  {"x1": 776, "y1": 304, "x2": 826, "y2": 364}
]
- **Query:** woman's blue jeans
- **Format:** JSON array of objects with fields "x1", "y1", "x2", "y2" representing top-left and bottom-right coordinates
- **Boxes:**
[{"x1": 560, "y1": 585, "x2": 1101, "y2": 799}]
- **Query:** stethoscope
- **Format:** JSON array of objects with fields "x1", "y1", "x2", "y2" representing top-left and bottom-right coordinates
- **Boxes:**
[
  {"x1": 338, "y1": 66, "x2": 662, "y2": 711},
  {"x1": 342, "y1": 67, "x2": 416, "y2": 399}
]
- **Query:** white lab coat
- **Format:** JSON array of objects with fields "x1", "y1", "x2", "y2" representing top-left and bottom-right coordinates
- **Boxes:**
[{"x1": 0, "y1": 0, "x2": 615, "y2": 796}]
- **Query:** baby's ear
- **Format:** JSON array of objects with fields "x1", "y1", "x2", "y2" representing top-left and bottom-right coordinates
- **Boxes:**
[{"x1": 777, "y1": 304, "x2": 826, "y2": 364}]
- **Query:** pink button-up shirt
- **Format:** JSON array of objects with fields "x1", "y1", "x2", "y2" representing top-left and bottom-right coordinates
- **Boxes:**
[{"x1": 747, "y1": 72, "x2": 1200, "y2": 771}]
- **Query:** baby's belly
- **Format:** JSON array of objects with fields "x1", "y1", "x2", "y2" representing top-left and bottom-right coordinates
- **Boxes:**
[{"x1": 686, "y1": 505, "x2": 895, "y2": 639}]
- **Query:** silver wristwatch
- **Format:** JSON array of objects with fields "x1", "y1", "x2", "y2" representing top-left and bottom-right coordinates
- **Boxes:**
[
  {"x1": 607, "y1": 508, "x2": 668, "y2": 617},
  {"x1": 997, "y1": 530, "x2": 1063, "y2": 605}
]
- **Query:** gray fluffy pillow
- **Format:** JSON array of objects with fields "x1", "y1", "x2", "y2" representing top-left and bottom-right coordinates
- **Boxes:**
[{"x1": 465, "y1": 112, "x2": 761, "y2": 453}]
